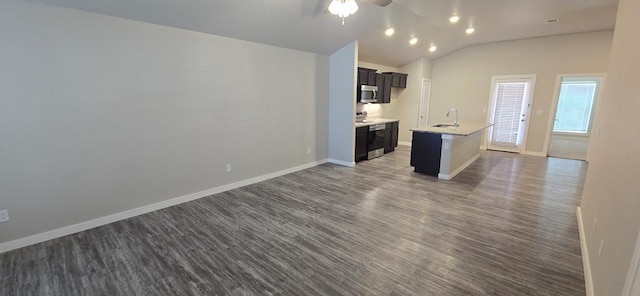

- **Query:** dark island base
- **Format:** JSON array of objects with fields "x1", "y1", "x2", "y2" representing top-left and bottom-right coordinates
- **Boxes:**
[{"x1": 410, "y1": 132, "x2": 442, "y2": 177}]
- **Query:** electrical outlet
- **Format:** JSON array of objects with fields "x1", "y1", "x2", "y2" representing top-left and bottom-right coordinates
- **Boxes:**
[
  {"x1": 307, "y1": 148, "x2": 311, "y2": 154},
  {"x1": 482, "y1": 108, "x2": 487, "y2": 114},
  {"x1": 598, "y1": 240, "x2": 605, "y2": 257},
  {"x1": 226, "y1": 164, "x2": 232, "y2": 173},
  {"x1": 593, "y1": 217, "x2": 598, "y2": 232},
  {"x1": 0, "y1": 209, "x2": 9, "y2": 223}
]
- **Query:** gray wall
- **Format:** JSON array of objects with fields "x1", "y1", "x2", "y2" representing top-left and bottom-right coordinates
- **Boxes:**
[
  {"x1": 0, "y1": 1, "x2": 329, "y2": 244},
  {"x1": 579, "y1": 0, "x2": 640, "y2": 294},
  {"x1": 328, "y1": 42, "x2": 357, "y2": 165},
  {"x1": 397, "y1": 58, "x2": 432, "y2": 143},
  {"x1": 429, "y1": 31, "x2": 612, "y2": 154}
]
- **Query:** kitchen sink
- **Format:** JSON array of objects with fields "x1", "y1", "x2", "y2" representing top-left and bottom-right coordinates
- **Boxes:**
[{"x1": 431, "y1": 123, "x2": 459, "y2": 128}]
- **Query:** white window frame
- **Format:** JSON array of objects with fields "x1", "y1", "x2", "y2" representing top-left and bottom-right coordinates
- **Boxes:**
[{"x1": 552, "y1": 79, "x2": 600, "y2": 137}]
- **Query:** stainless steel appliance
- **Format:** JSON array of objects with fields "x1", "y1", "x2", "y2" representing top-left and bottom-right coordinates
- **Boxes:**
[
  {"x1": 360, "y1": 85, "x2": 378, "y2": 103},
  {"x1": 367, "y1": 123, "x2": 386, "y2": 159}
]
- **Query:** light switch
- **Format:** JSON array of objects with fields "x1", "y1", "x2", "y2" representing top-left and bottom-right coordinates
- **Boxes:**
[{"x1": 536, "y1": 110, "x2": 543, "y2": 115}]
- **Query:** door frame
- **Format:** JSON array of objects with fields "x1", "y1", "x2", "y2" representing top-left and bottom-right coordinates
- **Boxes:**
[
  {"x1": 543, "y1": 73, "x2": 606, "y2": 158},
  {"x1": 417, "y1": 79, "x2": 432, "y2": 128},
  {"x1": 485, "y1": 74, "x2": 537, "y2": 153},
  {"x1": 623, "y1": 230, "x2": 640, "y2": 295}
]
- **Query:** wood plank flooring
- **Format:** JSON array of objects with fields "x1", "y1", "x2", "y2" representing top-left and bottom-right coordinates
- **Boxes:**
[{"x1": 0, "y1": 147, "x2": 588, "y2": 295}]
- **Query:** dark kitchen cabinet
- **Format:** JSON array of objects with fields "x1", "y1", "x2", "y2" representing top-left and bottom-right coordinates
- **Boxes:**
[
  {"x1": 376, "y1": 73, "x2": 392, "y2": 104},
  {"x1": 410, "y1": 132, "x2": 442, "y2": 176},
  {"x1": 384, "y1": 121, "x2": 399, "y2": 153},
  {"x1": 355, "y1": 126, "x2": 369, "y2": 162},
  {"x1": 382, "y1": 72, "x2": 408, "y2": 88},
  {"x1": 358, "y1": 67, "x2": 377, "y2": 86},
  {"x1": 357, "y1": 67, "x2": 377, "y2": 103}
]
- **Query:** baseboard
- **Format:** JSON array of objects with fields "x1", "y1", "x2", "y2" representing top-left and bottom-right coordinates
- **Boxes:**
[
  {"x1": 0, "y1": 158, "x2": 329, "y2": 254},
  {"x1": 577, "y1": 207, "x2": 594, "y2": 296},
  {"x1": 327, "y1": 158, "x2": 356, "y2": 167},
  {"x1": 398, "y1": 141, "x2": 412, "y2": 147},
  {"x1": 480, "y1": 145, "x2": 487, "y2": 150},
  {"x1": 438, "y1": 154, "x2": 480, "y2": 180},
  {"x1": 522, "y1": 151, "x2": 547, "y2": 157}
]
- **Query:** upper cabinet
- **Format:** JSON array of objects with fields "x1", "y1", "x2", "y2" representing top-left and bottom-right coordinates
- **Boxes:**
[
  {"x1": 382, "y1": 72, "x2": 408, "y2": 88},
  {"x1": 357, "y1": 67, "x2": 408, "y2": 104},
  {"x1": 358, "y1": 67, "x2": 377, "y2": 86}
]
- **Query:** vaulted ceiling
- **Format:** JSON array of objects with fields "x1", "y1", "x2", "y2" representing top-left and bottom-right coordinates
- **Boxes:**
[{"x1": 22, "y1": 0, "x2": 618, "y2": 66}]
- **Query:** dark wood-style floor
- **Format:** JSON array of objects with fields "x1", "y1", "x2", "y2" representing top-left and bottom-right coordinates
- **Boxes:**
[{"x1": 0, "y1": 147, "x2": 587, "y2": 295}]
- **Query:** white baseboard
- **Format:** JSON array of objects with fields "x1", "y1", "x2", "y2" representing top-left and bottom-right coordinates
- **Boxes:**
[
  {"x1": 577, "y1": 207, "x2": 594, "y2": 296},
  {"x1": 480, "y1": 145, "x2": 487, "y2": 150},
  {"x1": 438, "y1": 154, "x2": 480, "y2": 180},
  {"x1": 0, "y1": 159, "x2": 329, "y2": 254},
  {"x1": 327, "y1": 158, "x2": 356, "y2": 167},
  {"x1": 398, "y1": 141, "x2": 412, "y2": 147},
  {"x1": 522, "y1": 151, "x2": 547, "y2": 157}
]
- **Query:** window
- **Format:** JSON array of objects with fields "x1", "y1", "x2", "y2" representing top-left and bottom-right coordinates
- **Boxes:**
[{"x1": 553, "y1": 81, "x2": 597, "y2": 134}]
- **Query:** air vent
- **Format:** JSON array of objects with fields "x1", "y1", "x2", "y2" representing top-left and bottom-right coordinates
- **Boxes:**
[{"x1": 545, "y1": 18, "x2": 559, "y2": 24}]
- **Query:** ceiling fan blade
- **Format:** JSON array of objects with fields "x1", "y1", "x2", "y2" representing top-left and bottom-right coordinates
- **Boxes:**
[{"x1": 361, "y1": 0, "x2": 393, "y2": 7}]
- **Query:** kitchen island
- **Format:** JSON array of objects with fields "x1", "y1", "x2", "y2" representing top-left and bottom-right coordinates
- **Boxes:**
[{"x1": 410, "y1": 123, "x2": 492, "y2": 180}]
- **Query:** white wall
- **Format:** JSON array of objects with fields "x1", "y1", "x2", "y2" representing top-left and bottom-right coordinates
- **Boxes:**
[
  {"x1": 429, "y1": 31, "x2": 612, "y2": 154},
  {"x1": 579, "y1": 0, "x2": 640, "y2": 294},
  {"x1": 328, "y1": 41, "x2": 357, "y2": 166},
  {"x1": 397, "y1": 58, "x2": 432, "y2": 143},
  {"x1": 0, "y1": 1, "x2": 329, "y2": 244}
]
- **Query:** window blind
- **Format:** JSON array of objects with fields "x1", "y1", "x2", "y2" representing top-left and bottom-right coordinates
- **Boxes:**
[
  {"x1": 491, "y1": 82, "x2": 526, "y2": 146},
  {"x1": 553, "y1": 82, "x2": 596, "y2": 133}
]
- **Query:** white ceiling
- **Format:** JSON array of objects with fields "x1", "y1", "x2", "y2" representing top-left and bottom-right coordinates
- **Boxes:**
[{"x1": 22, "y1": 0, "x2": 618, "y2": 67}]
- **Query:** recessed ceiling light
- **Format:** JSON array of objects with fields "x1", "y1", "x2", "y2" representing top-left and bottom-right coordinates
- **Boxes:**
[
  {"x1": 449, "y1": 15, "x2": 460, "y2": 23},
  {"x1": 429, "y1": 44, "x2": 437, "y2": 52},
  {"x1": 385, "y1": 28, "x2": 395, "y2": 36},
  {"x1": 465, "y1": 27, "x2": 475, "y2": 34},
  {"x1": 409, "y1": 37, "x2": 418, "y2": 45}
]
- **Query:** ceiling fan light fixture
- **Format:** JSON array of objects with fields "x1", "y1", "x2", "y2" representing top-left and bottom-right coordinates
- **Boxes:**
[{"x1": 328, "y1": 0, "x2": 359, "y2": 18}]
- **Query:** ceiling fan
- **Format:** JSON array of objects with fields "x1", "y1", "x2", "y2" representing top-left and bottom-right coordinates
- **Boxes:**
[{"x1": 328, "y1": 0, "x2": 393, "y2": 24}]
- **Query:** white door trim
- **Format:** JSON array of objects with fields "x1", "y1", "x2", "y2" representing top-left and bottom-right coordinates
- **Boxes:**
[
  {"x1": 486, "y1": 74, "x2": 536, "y2": 153},
  {"x1": 543, "y1": 73, "x2": 606, "y2": 158},
  {"x1": 622, "y1": 230, "x2": 640, "y2": 296},
  {"x1": 418, "y1": 79, "x2": 432, "y2": 128}
]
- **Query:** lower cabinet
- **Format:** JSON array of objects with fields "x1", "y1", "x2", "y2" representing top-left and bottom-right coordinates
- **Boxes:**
[
  {"x1": 356, "y1": 121, "x2": 399, "y2": 162},
  {"x1": 384, "y1": 122, "x2": 399, "y2": 153},
  {"x1": 410, "y1": 132, "x2": 442, "y2": 176},
  {"x1": 355, "y1": 126, "x2": 368, "y2": 162}
]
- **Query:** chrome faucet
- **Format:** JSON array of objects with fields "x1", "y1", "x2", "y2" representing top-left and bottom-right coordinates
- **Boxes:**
[{"x1": 446, "y1": 108, "x2": 459, "y2": 127}]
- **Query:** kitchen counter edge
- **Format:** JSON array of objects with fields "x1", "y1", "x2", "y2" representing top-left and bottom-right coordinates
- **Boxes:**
[
  {"x1": 355, "y1": 118, "x2": 400, "y2": 128},
  {"x1": 410, "y1": 123, "x2": 493, "y2": 136}
]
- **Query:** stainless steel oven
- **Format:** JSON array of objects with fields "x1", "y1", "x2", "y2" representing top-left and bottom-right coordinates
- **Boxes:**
[{"x1": 367, "y1": 123, "x2": 385, "y2": 159}]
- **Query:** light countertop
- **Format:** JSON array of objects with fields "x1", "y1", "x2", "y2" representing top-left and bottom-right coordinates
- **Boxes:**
[
  {"x1": 355, "y1": 118, "x2": 399, "y2": 128},
  {"x1": 410, "y1": 123, "x2": 493, "y2": 136}
]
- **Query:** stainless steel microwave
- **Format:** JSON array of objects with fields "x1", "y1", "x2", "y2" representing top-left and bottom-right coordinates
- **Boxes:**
[{"x1": 360, "y1": 85, "x2": 378, "y2": 103}]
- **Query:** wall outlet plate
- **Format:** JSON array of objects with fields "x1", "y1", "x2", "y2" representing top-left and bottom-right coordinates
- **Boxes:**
[
  {"x1": 0, "y1": 209, "x2": 9, "y2": 223},
  {"x1": 226, "y1": 164, "x2": 232, "y2": 173}
]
